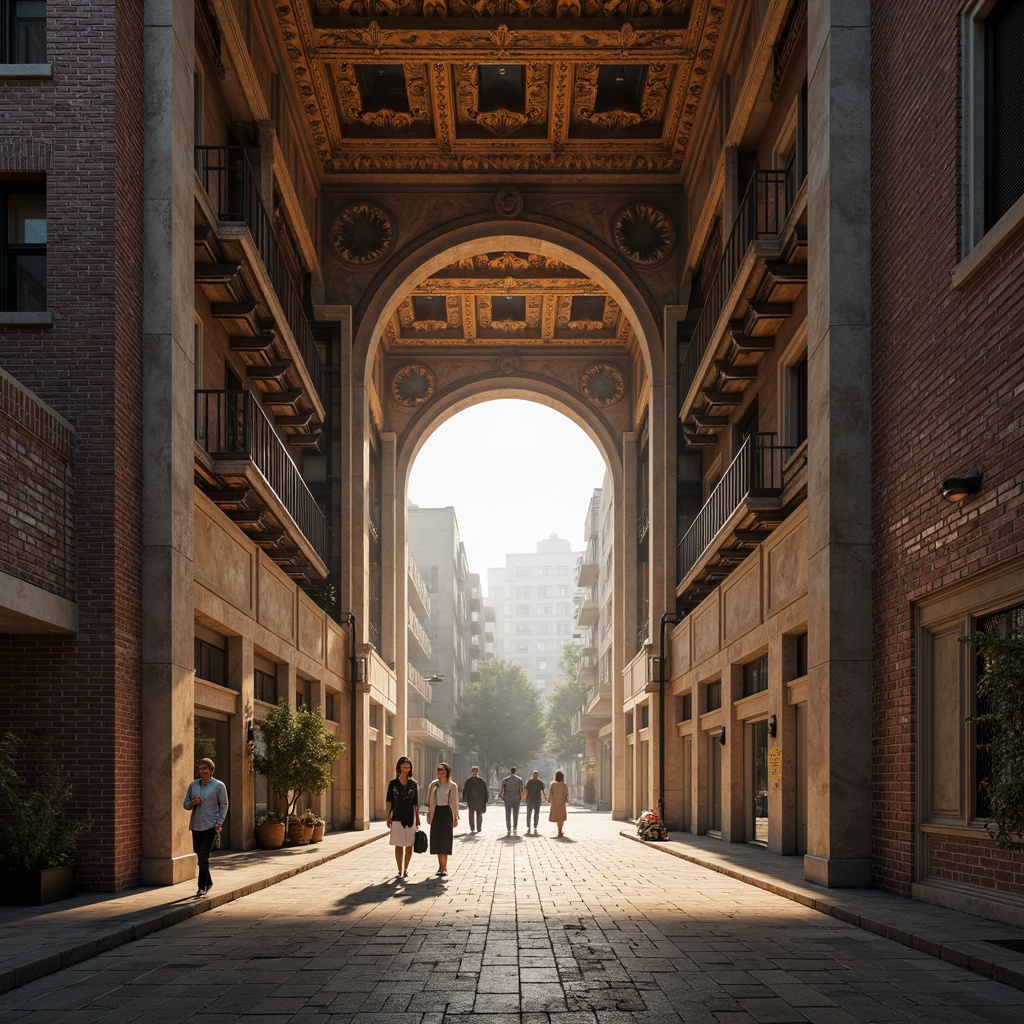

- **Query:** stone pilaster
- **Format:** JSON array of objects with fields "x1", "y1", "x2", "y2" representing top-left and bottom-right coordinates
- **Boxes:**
[{"x1": 804, "y1": 0, "x2": 873, "y2": 887}]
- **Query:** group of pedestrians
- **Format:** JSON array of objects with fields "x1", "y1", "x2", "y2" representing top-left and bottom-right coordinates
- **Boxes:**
[
  {"x1": 499, "y1": 765, "x2": 569, "y2": 837},
  {"x1": 384, "y1": 757, "x2": 572, "y2": 878}
]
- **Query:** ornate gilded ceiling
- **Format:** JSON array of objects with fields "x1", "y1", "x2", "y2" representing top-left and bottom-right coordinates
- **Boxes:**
[
  {"x1": 273, "y1": 0, "x2": 725, "y2": 179},
  {"x1": 382, "y1": 249, "x2": 635, "y2": 347}
]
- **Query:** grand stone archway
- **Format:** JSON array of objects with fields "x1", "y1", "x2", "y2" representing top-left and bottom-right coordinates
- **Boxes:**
[{"x1": 333, "y1": 217, "x2": 680, "y2": 823}]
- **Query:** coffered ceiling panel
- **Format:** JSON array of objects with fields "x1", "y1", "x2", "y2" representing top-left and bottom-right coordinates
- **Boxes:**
[{"x1": 273, "y1": 0, "x2": 725, "y2": 179}]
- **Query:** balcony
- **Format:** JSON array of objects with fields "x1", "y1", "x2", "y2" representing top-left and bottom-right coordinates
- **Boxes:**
[
  {"x1": 680, "y1": 169, "x2": 807, "y2": 446},
  {"x1": 408, "y1": 607, "x2": 433, "y2": 660},
  {"x1": 194, "y1": 390, "x2": 329, "y2": 579},
  {"x1": 407, "y1": 717, "x2": 454, "y2": 748},
  {"x1": 574, "y1": 588, "x2": 599, "y2": 629},
  {"x1": 575, "y1": 535, "x2": 599, "y2": 588},
  {"x1": 407, "y1": 665, "x2": 433, "y2": 703},
  {"x1": 194, "y1": 145, "x2": 327, "y2": 438},
  {"x1": 408, "y1": 550, "x2": 431, "y2": 619},
  {"x1": 676, "y1": 433, "x2": 805, "y2": 607}
]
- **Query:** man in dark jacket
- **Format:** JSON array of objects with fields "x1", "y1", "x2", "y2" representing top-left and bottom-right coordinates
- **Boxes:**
[{"x1": 462, "y1": 765, "x2": 489, "y2": 833}]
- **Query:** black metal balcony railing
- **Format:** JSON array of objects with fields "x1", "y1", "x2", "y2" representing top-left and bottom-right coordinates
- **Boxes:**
[
  {"x1": 677, "y1": 432, "x2": 798, "y2": 579},
  {"x1": 680, "y1": 170, "x2": 789, "y2": 395},
  {"x1": 195, "y1": 390, "x2": 330, "y2": 566},
  {"x1": 194, "y1": 145, "x2": 328, "y2": 408}
]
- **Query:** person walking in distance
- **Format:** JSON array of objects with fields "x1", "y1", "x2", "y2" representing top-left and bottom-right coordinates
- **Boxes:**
[
  {"x1": 524, "y1": 770, "x2": 546, "y2": 834},
  {"x1": 385, "y1": 756, "x2": 420, "y2": 878},
  {"x1": 500, "y1": 765, "x2": 525, "y2": 835},
  {"x1": 548, "y1": 769, "x2": 570, "y2": 837},
  {"x1": 427, "y1": 762, "x2": 459, "y2": 876},
  {"x1": 183, "y1": 757, "x2": 228, "y2": 898},
  {"x1": 462, "y1": 765, "x2": 488, "y2": 834}
]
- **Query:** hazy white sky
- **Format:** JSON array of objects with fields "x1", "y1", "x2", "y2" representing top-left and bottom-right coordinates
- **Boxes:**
[{"x1": 407, "y1": 400, "x2": 607, "y2": 590}]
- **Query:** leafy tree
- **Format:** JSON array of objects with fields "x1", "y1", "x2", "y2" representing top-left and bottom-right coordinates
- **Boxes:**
[
  {"x1": 544, "y1": 641, "x2": 587, "y2": 767},
  {"x1": 455, "y1": 659, "x2": 542, "y2": 778},
  {"x1": 253, "y1": 700, "x2": 344, "y2": 822},
  {"x1": 962, "y1": 630, "x2": 1024, "y2": 850}
]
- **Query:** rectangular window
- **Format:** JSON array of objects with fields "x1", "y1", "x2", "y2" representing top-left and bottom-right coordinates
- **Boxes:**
[
  {"x1": 678, "y1": 693, "x2": 693, "y2": 722},
  {"x1": 295, "y1": 677, "x2": 311, "y2": 709},
  {"x1": 325, "y1": 691, "x2": 337, "y2": 722},
  {"x1": 1, "y1": 182, "x2": 46, "y2": 312},
  {"x1": 743, "y1": 656, "x2": 768, "y2": 697},
  {"x1": 194, "y1": 638, "x2": 226, "y2": 687},
  {"x1": 974, "y1": 603, "x2": 1024, "y2": 816},
  {"x1": 705, "y1": 679, "x2": 722, "y2": 712},
  {"x1": 1, "y1": 1, "x2": 46, "y2": 63},
  {"x1": 963, "y1": 0, "x2": 1024, "y2": 248},
  {"x1": 254, "y1": 668, "x2": 278, "y2": 704}
]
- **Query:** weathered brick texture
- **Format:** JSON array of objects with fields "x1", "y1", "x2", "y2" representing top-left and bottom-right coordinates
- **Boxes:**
[
  {"x1": 871, "y1": 1, "x2": 1024, "y2": 895},
  {"x1": 0, "y1": 0, "x2": 146, "y2": 891}
]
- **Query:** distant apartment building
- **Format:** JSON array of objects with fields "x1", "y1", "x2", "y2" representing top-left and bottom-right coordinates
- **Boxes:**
[
  {"x1": 488, "y1": 536, "x2": 582, "y2": 703},
  {"x1": 571, "y1": 477, "x2": 614, "y2": 809},
  {"x1": 406, "y1": 505, "x2": 476, "y2": 775}
]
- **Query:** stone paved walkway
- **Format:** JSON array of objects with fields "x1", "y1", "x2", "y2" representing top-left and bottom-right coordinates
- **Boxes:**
[{"x1": 2, "y1": 810, "x2": 1024, "y2": 1022}]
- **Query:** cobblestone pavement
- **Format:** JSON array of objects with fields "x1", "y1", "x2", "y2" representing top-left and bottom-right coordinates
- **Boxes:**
[{"x1": 2, "y1": 810, "x2": 1023, "y2": 1023}]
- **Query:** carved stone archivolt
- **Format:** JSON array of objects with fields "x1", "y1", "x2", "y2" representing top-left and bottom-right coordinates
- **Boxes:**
[
  {"x1": 580, "y1": 363, "x2": 625, "y2": 406},
  {"x1": 329, "y1": 202, "x2": 396, "y2": 264},
  {"x1": 612, "y1": 202, "x2": 675, "y2": 266},
  {"x1": 391, "y1": 364, "x2": 436, "y2": 406}
]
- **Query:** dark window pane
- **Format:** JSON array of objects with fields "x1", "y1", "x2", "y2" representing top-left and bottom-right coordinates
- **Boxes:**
[
  {"x1": 13, "y1": 252, "x2": 45, "y2": 310},
  {"x1": 595, "y1": 65, "x2": 645, "y2": 113},
  {"x1": 985, "y1": 0, "x2": 1024, "y2": 227},
  {"x1": 356, "y1": 64, "x2": 409, "y2": 113}
]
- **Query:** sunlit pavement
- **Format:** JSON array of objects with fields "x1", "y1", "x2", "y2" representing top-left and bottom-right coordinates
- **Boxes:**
[{"x1": 2, "y1": 809, "x2": 1024, "y2": 1022}]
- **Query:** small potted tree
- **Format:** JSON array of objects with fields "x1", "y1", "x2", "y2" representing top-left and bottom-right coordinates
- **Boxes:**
[
  {"x1": 0, "y1": 732, "x2": 92, "y2": 905},
  {"x1": 301, "y1": 809, "x2": 325, "y2": 843},
  {"x1": 252, "y1": 699, "x2": 343, "y2": 846}
]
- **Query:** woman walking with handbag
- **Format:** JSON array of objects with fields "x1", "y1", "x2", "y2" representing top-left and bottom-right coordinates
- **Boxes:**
[
  {"x1": 427, "y1": 762, "x2": 459, "y2": 876},
  {"x1": 385, "y1": 756, "x2": 420, "y2": 878}
]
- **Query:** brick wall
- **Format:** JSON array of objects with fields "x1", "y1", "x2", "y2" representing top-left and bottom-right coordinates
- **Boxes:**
[
  {"x1": 871, "y1": 1, "x2": 1024, "y2": 894},
  {"x1": 0, "y1": 0, "x2": 146, "y2": 891},
  {"x1": 0, "y1": 370, "x2": 75, "y2": 598}
]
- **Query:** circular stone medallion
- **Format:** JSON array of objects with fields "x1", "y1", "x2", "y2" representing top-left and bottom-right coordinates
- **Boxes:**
[
  {"x1": 612, "y1": 203, "x2": 675, "y2": 266},
  {"x1": 581, "y1": 363, "x2": 625, "y2": 406},
  {"x1": 330, "y1": 202, "x2": 395, "y2": 265},
  {"x1": 391, "y1": 365, "x2": 435, "y2": 407}
]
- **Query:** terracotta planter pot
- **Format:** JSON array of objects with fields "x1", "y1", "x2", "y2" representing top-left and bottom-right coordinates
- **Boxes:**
[
  {"x1": 255, "y1": 822, "x2": 286, "y2": 849},
  {"x1": 310, "y1": 823, "x2": 325, "y2": 843},
  {"x1": 287, "y1": 822, "x2": 313, "y2": 846}
]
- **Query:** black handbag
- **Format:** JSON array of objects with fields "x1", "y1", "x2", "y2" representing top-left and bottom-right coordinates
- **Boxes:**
[{"x1": 413, "y1": 829, "x2": 428, "y2": 853}]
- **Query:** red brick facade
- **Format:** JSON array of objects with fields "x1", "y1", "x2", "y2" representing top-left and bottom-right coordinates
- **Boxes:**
[
  {"x1": 871, "y1": 0, "x2": 1024, "y2": 895},
  {"x1": 0, "y1": 0, "x2": 146, "y2": 891}
]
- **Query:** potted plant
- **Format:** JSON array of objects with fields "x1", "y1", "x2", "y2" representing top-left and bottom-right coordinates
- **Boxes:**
[
  {"x1": 301, "y1": 810, "x2": 325, "y2": 843},
  {"x1": 0, "y1": 732, "x2": 92, "y2": 905},
  {"x1": 252, "y1": 699, "x2": 344, "y2": 846},
  {"x1": 254, "y1": 809, "x2": 286, "y2": 849}
]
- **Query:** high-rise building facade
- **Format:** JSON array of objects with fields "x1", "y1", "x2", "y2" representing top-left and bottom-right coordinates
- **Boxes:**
[{"x1": 488, "y1": 536, "x2": 582, "y2": 703}]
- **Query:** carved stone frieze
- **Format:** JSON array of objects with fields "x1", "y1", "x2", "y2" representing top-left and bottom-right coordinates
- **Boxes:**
[{"x1": 315, "y1": 1, "x2": 691, "y2": 16}]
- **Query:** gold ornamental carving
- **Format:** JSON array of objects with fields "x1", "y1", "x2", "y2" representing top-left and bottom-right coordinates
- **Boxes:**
[
  {"x1": 316, "y1": 1, "x2": 693, "y2": 15},
  {"x1": 391, "y1": 364, "x2": 436, "y2": 407},
  {"x1": 329, "y1": 202, "x2": 395, "y2": 265},
  {"x1": 580, "y1": 363, "x2": 625, "y2": 406},
  {"x1": 612, "y1": 202, "x2": 674, "y2": 265}
]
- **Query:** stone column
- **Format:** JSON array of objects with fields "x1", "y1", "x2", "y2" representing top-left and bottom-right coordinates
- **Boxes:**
[
  {"x1": 227, "y1": 635, "x2": 255, "y2": 850},
  {"x1": 139, "y1": 2, "x2": 197, "y2": 886},
  {"x1": 804, "y1": 0, "x2": 873, "y2": 887},
  {"x1": 612, "y1": 434, "x2": 638, "y2": 819}
]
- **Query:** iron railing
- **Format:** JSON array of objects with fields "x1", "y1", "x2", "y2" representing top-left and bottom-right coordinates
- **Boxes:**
[
  {"x1": 194, "y1": 145, "x2": 328, "y2": 408},
  {"x1": 677, "y1": 432, "x2": 798, "y2": 581},
  {"x1": 195, "y1": 390, "x2": 329, "y2": 566},
  {"x1": 680, "y1": 170, "x2": 789, "y2": 396}
]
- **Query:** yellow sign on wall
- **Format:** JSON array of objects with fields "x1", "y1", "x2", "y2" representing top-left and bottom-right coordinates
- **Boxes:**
[{"x1": 768, "y1": 747, "x2": 782, "y2": 780}]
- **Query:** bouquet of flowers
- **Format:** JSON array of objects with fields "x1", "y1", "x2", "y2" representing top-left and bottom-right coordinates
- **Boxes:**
[{"x1": 635, "y1": 809, "x2": 668, "y2": 841}]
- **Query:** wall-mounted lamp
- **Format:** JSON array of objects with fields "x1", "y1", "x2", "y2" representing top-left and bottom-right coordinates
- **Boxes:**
[
  {"x1": 939, "y1": 470, "x2": 982, "y2": 503},
  {"x1": 719, "y1": 725, "x2": 726, "y2": 746},
  {"x1": 768, "y1": 714, "x2": 777, "y2": 738},
  {"x1": 426, "y1": 672, "x2": 445, "y2": 683},
  {"x1": 648, "y1": 655, "x2": 664, "y2": 685},
  {"x1": 355, "y1": 656, "x2": 366, "y2": 684}
]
